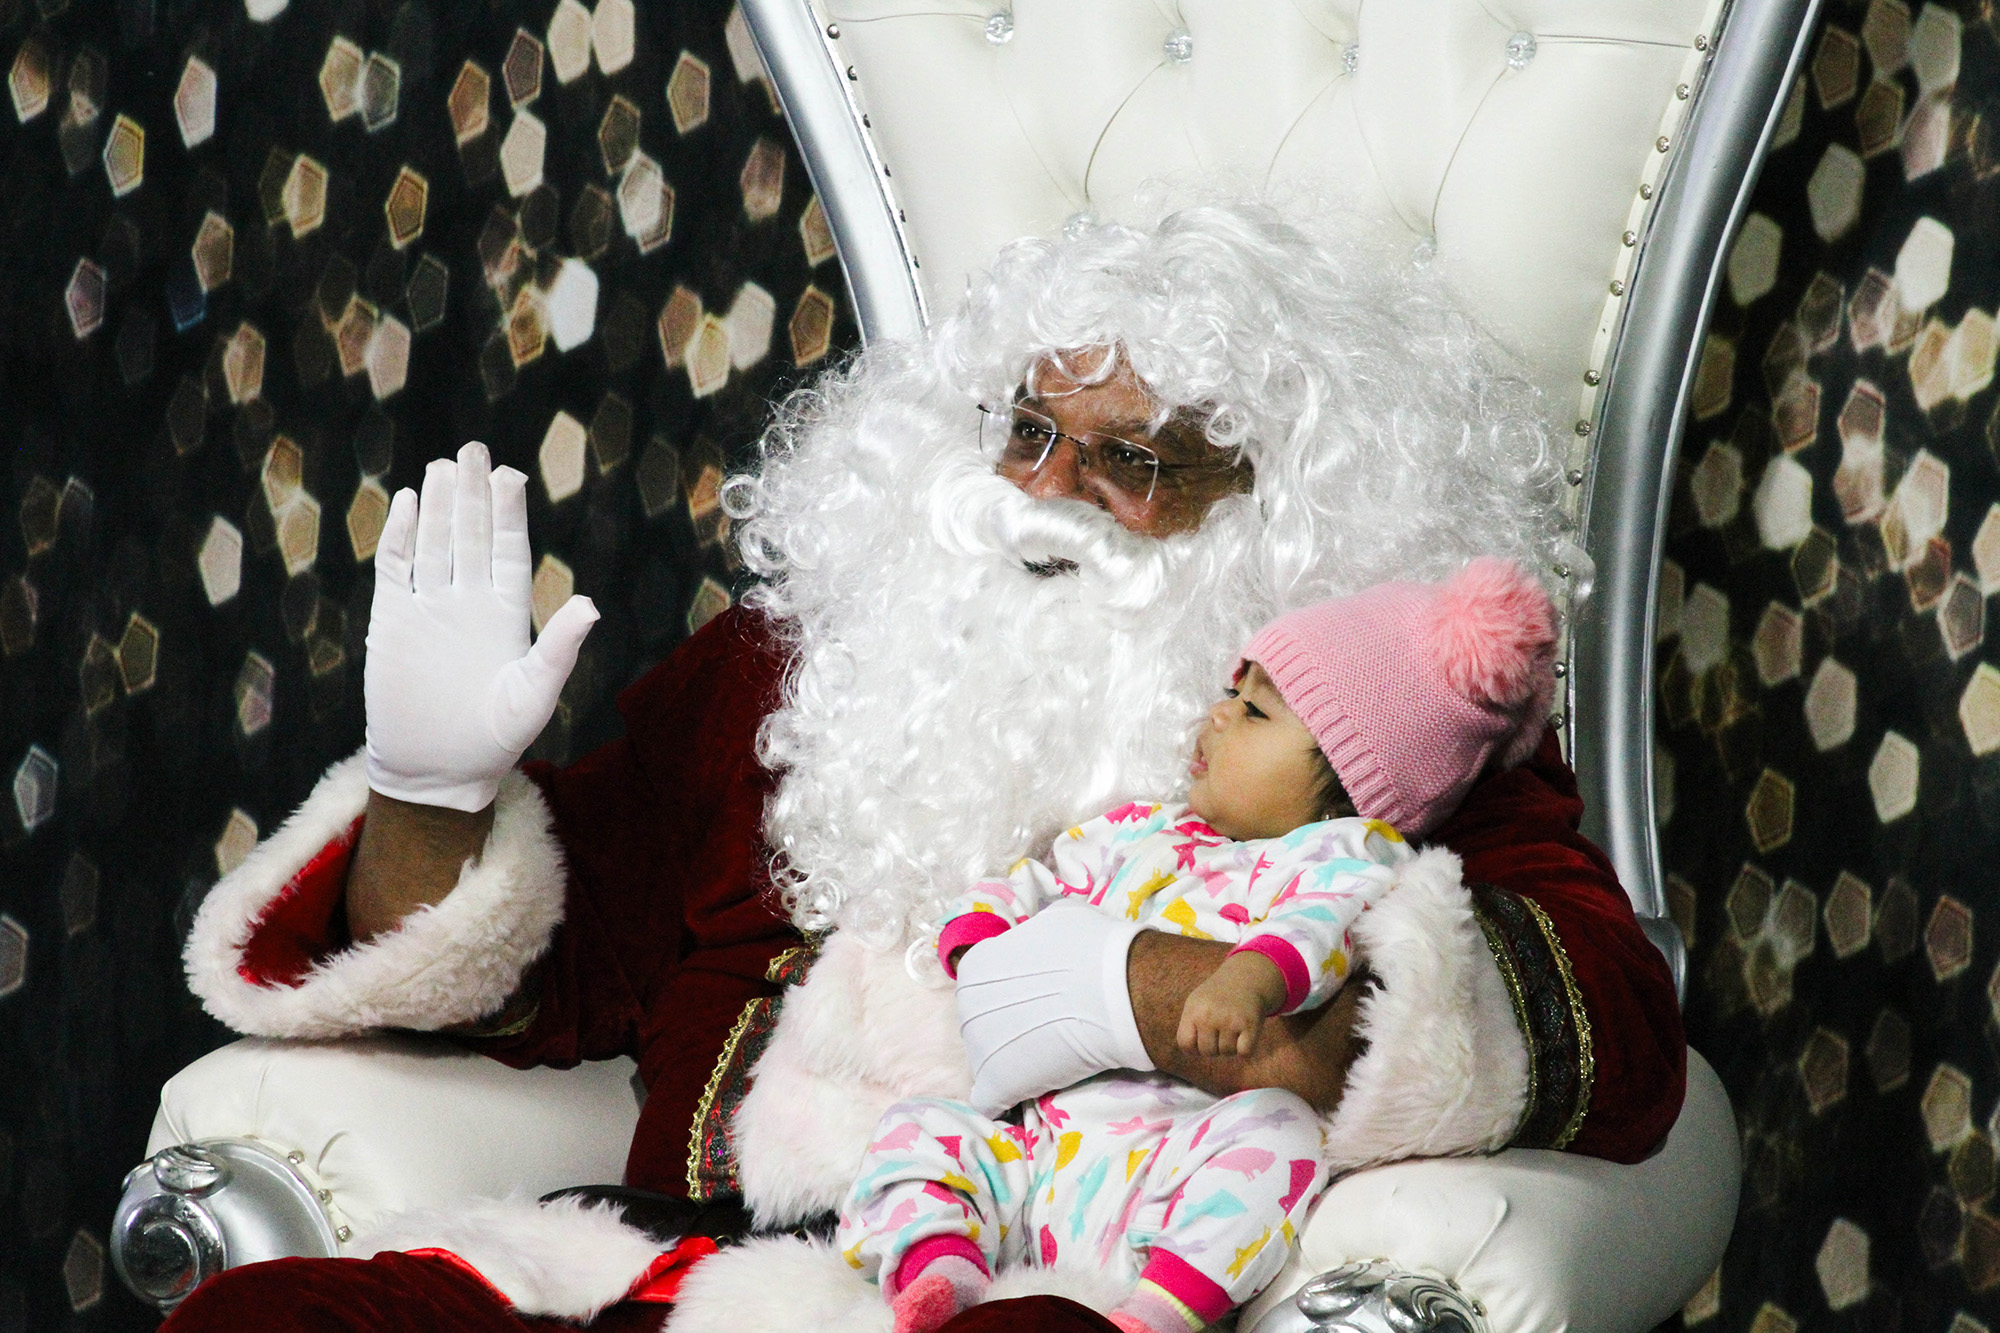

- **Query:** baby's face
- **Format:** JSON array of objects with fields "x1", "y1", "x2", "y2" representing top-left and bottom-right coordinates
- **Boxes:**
[{"x1": 1187, "y1": 663, "x2": 1333, "y2": 841}]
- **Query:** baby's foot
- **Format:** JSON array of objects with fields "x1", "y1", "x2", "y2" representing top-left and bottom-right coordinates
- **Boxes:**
[
  {"x1": 889, "y1": 1255, "x2": 989, "y2": 1333},
  {"x1": 1109, "y1": 1284, "x2": 1208, "y2": 1333}
]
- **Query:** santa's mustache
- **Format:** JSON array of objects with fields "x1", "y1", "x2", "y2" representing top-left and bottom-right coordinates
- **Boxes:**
[{"x1": 920, "y1": 455, "x2": 1217, "y2": 612}]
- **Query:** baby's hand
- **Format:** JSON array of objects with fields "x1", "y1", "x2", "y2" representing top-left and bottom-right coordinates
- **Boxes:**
[{"x1": 1177, "y1": 951, "x2": 1288, "y2": 1056}]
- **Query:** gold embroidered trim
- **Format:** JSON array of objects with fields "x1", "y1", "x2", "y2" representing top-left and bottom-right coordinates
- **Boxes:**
[
  {"x1": 449, "y1": 998, "x2": 540, "y2": 1040},
  {"x1": 765, "y1": 944, "x2": 809, "y2": 984},
  {"x1": 1520, "y1": 896, "x2": 1596, "y2": 1149},
  {"x1": 686, "y1": 997, "x2": 767, "y2": 1199},
  {"x1": 1474, "y1": 907, "x2": 1538, "y2": 1144}
]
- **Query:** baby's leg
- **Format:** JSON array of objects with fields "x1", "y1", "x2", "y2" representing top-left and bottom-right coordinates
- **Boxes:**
[
  {"x1": 1115, "y1": 1087, "x2": 1328, "y2": 1333},
  {"x1": 835, "y1": 1098, "x2": 1031, "y2": 1333}
]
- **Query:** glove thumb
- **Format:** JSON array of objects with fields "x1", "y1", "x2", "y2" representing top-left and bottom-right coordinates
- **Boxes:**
[{"x1": 487, "y1": 596, "x2": 599, "y2": 755}]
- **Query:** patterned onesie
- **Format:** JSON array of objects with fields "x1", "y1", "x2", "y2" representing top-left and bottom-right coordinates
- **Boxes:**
[{"x1": 836, "y1": 802, "x2": 1412, "y2": 1326}]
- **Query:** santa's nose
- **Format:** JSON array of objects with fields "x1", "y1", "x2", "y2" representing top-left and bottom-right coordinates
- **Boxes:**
[{"x1": 1011, "y1": 439, "x2": 1099, "y2": 508}]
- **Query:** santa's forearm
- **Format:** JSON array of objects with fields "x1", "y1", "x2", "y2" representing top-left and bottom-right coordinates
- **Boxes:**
[{"x1": 1128, "y1": 930, "x2": 1365, "y2": 1111}]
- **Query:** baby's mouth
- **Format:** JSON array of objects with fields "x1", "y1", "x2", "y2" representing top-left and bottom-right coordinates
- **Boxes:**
[{"x1": 1188, "y1": 742, "x2": 1208, "y2": 779}]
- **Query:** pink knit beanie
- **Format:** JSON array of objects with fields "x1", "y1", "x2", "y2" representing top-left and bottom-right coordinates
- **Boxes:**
[{"x1": 1239, "y1": 557, "x2": 1559, "y2": 839}]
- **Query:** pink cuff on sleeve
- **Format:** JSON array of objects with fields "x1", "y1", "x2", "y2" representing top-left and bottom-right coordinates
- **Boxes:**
[
  {"x1": 1230, "y1": 935, "x2": 1312, "y2": 1014},
  {"x1": 937, "y1": 913, "x2": 1013, "y2": 976}
]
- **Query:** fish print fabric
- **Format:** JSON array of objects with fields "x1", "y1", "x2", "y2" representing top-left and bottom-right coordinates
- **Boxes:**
[
  {"x1": 836, "y1": 1074, "x2": 1328, "y2": 1321},
  {"x1": 937, "y1": 804, "x2": 1411, "y2": 1014}
]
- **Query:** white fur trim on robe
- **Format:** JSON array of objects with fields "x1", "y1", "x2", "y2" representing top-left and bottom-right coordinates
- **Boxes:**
[
  {"x1": 1320, "y1": 846, "x2": 1530, "y2": 1172},
  {"x1": 733, "y1": 932, "x2": 973, "y2": 1226},
  {"x1": 182, "y1": 751, "x2": 567, "y2": 1040},
  {"x1": 664, "y1": 1234, "x2": 1137, "y2": 1333},
  {"x1": 353, "y1": 1195, "x2": 663, "y2": 1321}
]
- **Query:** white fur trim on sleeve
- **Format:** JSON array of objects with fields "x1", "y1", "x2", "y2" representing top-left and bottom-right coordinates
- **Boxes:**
[
  {"x1": 354, "y1": 1195, "x2": 662, "y2": 1321},
  {"x1": 1321, "y1": 847, "x2": 1530, "y2": 1173},
  {"x1": 732, "y1": 933, "x2": 972, "y2": 1226},
  {"x1": 182, "y1": 752, "x2": 567, "y2": 1039}
]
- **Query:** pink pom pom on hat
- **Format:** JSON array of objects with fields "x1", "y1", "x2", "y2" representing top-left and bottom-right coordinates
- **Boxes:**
[{"x1": 1238, "y1": 557, "x2": 1559, "y2": 840}]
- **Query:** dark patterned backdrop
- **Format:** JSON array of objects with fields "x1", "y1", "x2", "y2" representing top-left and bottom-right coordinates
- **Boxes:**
[
  {"x1": 1662, "y1": 1, "x2": 2000, "y2": 1330},
  {"x1": 0, "y1": 0, "x2": 855, "y2": 1326}
]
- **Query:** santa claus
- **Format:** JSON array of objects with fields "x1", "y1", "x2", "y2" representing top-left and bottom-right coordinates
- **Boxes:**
[{"x1": 166, "y1": 202, "x2": 1683, "y2": 1333}]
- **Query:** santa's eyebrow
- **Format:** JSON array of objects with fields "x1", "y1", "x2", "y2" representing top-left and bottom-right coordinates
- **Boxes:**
[{"x1": 1013, "y1": 391, "x2": 1185, "y2": 440}]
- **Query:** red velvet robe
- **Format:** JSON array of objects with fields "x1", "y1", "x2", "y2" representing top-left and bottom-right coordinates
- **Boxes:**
[{"x1": 165, "y1": 606, "x2": 1683, "y2": 1331}]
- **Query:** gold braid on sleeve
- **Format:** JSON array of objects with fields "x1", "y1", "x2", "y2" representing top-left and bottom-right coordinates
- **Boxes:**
[{"x1": 1470, "y1": 884, "x2": 1597, "y2": 1150}]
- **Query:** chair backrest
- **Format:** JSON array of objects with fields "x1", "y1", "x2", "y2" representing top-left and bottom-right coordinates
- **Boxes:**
[{"x1": 739, "y1": 0, "x2": 1815, "y2": 975}]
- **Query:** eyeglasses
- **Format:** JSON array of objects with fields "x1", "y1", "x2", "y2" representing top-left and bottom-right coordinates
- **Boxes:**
[{"x1": 979, "y1": 402, "x2": 1242, "y2": 505}]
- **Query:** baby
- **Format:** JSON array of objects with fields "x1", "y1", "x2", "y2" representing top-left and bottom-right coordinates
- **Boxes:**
[{"x1": 836, "y1": 558, "x2": 1558, "y2": 1333}]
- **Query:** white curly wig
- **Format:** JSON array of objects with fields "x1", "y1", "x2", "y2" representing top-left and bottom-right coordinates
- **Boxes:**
[{"x1": 727, "y1": 200, "x2": 1564, "y2": 946}]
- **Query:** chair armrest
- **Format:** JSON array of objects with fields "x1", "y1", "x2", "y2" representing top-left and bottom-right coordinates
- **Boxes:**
[
  {"x1": 143, "y1": 1036, "x2": 642, "y2": 1246},
  {"x1": 1246, "y1": 1050, "x2": 1738, "y2": 1333}
]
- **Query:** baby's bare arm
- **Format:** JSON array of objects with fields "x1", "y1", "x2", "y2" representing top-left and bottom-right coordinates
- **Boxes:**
[{"x1": 1177, "y1": 950, "x2": 1289, "y2": 1056}]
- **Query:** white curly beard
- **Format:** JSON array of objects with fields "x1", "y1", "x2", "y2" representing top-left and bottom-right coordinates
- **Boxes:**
[{"x1": 747, "y1": 390, "x2": 1273, "y2": 948}]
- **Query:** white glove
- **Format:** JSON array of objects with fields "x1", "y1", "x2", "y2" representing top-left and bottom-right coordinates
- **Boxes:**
[
  {"x1": 953, "y1": 900, "x2": 1154, "y2": 1115},
  {"x1": 363, "y1": 441, "x2": 599, "y2": 812}
]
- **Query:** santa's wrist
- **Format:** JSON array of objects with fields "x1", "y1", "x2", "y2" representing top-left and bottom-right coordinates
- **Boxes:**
[{"x1": 1099, "y1": 918, "x2": 1152, "y2": 1072}]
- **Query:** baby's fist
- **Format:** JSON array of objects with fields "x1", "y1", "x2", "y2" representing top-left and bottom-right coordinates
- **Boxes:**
[
  {"x1": 1177, "y1": 985, "x2": 1264, "y2": 1056},
  {"x1": 1176, "y1": 951, "x2": 1287, "y2": 1057}
]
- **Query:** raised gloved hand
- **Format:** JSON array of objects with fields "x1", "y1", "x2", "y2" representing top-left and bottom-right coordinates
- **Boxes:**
[
  {"x1": 363, "y1": 441, "x2": 599, "y2": 812},
  {"x1": 953, "y1": 899, "x2": 1154, "y2": 1116}
]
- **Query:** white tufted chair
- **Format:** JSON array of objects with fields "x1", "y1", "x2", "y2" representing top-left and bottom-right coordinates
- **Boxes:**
[{"x1": 121, "y1": 1, "x2": 1817, "y2": 1327}]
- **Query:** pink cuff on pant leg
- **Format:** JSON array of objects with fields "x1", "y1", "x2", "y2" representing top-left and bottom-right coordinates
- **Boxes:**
[
  {"x1": 1137, "y1": 1249, "x2": 1235, "y2": 1325},
  {"x1": 890, "y1": 1235, "x2": 990, "y2": 1298}
]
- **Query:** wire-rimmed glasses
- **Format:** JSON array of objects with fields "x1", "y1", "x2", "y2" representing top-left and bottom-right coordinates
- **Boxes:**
[{"x1": 978, "y1": 402, "x2": 1239, "y2": 505}]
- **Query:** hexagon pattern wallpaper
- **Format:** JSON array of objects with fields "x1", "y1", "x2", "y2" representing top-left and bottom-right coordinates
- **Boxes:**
[
  {"x1": 1661, "y1": 1, "x2": 2000, "y2": 1330},
  {"x1": 0, "y1": 0, "x2": 854, "y2": 1326}
]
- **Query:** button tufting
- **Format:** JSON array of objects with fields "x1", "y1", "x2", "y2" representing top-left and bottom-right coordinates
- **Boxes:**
[
  {"x1": 1341, "y1": 43, "x2": 1359, "y2": 75},
  {"x1": 984, "y1": 12, "x2": 1013, "y2": 45},
  {"x1": 1575, "y1": 420, "x2": 1593, "y2": 436},
  {"x1": 1584, "y1": 369, "x2": 1602, "y2": 386},
  {"x1": 1505, "y1": 32, "x2": 1536, "y2": 70},
  {"x1": 1640, "y1": 183, "x2": 1654, "y2": 199},
  {"x1": 1162, "y1": 28, "x2": 1192, "y2": 63},
  {"x1": 1567, "y1": 469, "x2": 1585, "y2": 485},
  {"x1": 825, "y1": 23, "x2": 839, "y2": 38}
]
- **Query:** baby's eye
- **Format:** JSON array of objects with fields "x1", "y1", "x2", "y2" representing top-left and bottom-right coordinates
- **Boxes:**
[
  {"x1": 1223, "y1": 688, "x2": 1240, "y2": 700},
  {"x1": 1244, "y1": 701, "x2": 1267, "y2": 719}
]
